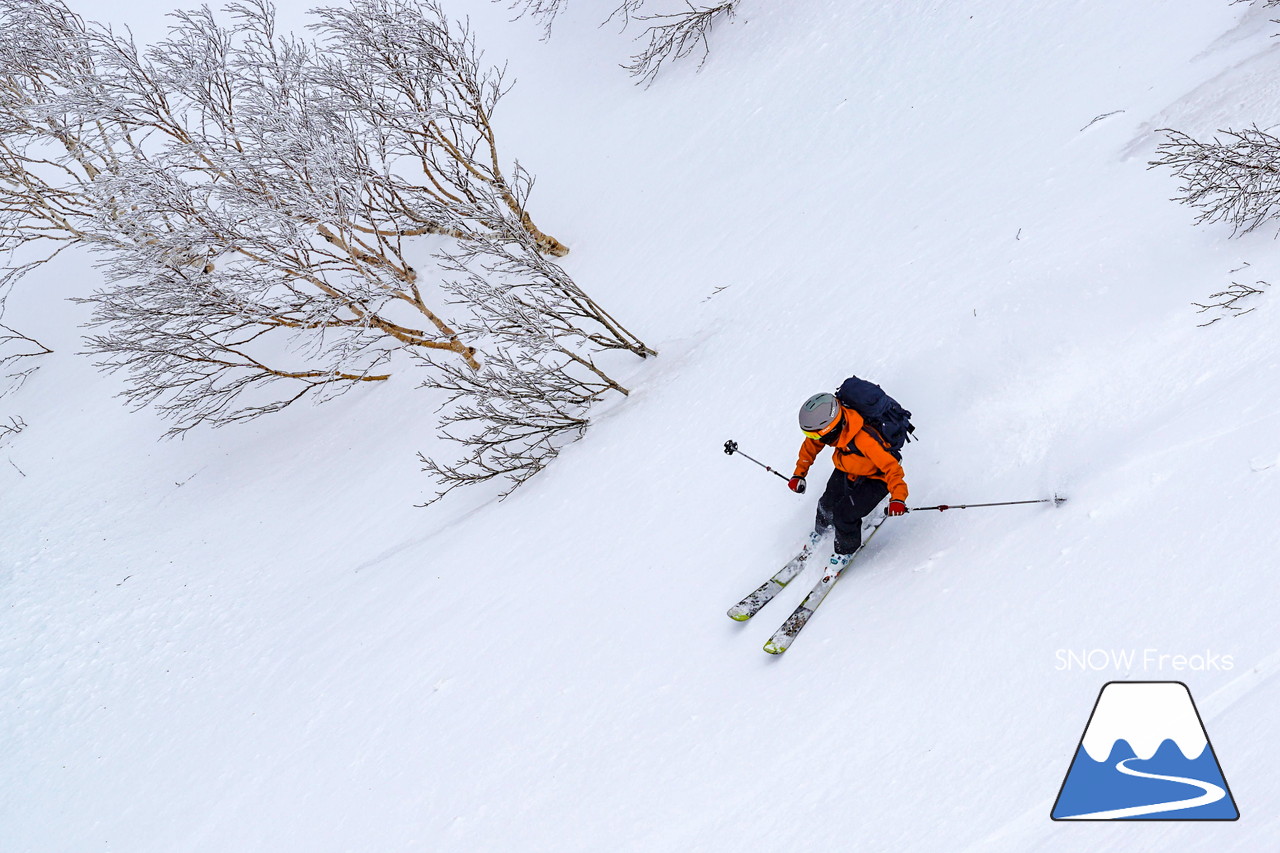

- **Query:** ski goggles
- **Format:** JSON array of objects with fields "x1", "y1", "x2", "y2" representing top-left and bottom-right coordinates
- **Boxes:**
[{"x1": 802, "y1": 416, "x2": 842, "y2": 442}]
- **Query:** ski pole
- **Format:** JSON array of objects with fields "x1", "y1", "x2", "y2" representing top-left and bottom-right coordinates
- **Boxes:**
[
  {"x1": 904, "y1": 495, "x2": 1067, "y2": 513},
  {"x1": 723, "y1": 440, "x2": 789, "y2": 483}
]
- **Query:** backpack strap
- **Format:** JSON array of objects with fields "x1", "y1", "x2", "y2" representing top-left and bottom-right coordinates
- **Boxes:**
[
  {"x1": 837, "y1": 424, "x2": 892, "y2": 459},
  {"x1": 860, "y1": 423, "x2": 902, "y2": 460}
]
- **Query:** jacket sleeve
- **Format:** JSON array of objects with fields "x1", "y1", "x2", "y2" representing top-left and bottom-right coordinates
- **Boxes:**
[
  {"x1": 854, "y1": 431, "x2": 909, "y2": 502},
  {"x1": 794, "y1": 437, "x2": 824, "y2": 478}
]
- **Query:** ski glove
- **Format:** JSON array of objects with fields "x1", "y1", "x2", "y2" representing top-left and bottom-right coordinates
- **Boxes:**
[
  {"x1": 788, "y1": 476, "x2": 806, "y2": 494},
  {"x1": 886, "y1": 500, "x2": 908, "y2": 516}
]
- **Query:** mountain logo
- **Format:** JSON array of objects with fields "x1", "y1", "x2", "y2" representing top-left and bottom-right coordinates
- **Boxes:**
[{"x1": 1051, "y1": 681, "x2": 1239, "y2": 821}]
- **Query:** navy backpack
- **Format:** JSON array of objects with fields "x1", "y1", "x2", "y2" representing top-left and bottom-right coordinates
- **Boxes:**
[{"x1": 835, "y1": 376, "x2": 915, "y2": 459}]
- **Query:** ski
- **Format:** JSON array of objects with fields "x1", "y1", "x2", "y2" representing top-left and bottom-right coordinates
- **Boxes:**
[
  {"x1": 763, "y1": 518, "x2": 887, "y2": 655},
  {"x1": 726, "y1": 544, "x2": 817, "y2": 622}
]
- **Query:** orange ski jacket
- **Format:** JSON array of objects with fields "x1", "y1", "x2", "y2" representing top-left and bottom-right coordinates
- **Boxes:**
[{"x1": 793, "y1": 406, "x2": 909, "y2": 502}]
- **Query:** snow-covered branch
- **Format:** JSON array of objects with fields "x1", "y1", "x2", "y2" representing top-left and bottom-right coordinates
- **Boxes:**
[
  {"x1": 417, "y1": 232, "x2": 651, "y2": 502},
  {"x1": 310, "y1": 0, "x2": 569, "y2": 256},
  {"x1": 417, "y1": 346, "x2": 595, "y2": 503},
  {"x1": 1150, "y1": 126, "x2": 1280, "y2": 236},
  {"x1": 441, "y1": 225, "x2": 656, "y2": 359}
]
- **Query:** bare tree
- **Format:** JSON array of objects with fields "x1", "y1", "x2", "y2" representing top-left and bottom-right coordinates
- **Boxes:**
[
  {"x1": 623, "y1": 2, "x2": 739, "y2": 88},
  {"x1": 1, "y1": 0, "x2": 497, "y2": 434},
  {"x1": 0, "y1": 1, "x2": 594, "y2": 430},
  {"x1": 1, "y1": 0, "x2": 652, "y2": 497},
  {"x1": 1150, "y1": 126, "x2": 1280, "y2": 236},
  {"x1": 2, "y1": 1, "x2": 474, "y2": 428}
]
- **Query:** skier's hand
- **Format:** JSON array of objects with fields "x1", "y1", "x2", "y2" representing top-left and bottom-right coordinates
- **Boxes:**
[
  {"x1": 886, "y1": 499, "x2": 908, "y2": 516},
  {"x1": 788, "y1": 476, "x2": 806, "y2": 494}
]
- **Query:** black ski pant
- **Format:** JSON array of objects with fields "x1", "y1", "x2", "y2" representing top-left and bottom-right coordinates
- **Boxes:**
[{"x1": 815, "y1": 471, "x2": 888, "y2": 555}]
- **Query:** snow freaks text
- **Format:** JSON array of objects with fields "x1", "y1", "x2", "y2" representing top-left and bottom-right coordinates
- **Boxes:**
[{"x1": 1055, "y1": 649, "x2": 1235, "y2": 672}]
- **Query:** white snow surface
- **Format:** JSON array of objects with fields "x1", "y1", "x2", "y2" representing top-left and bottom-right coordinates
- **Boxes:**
[{"x1": 4, "y1": 1, "x2": 1280, "y2": 850}]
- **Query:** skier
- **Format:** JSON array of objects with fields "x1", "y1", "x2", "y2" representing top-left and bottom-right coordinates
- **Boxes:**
[{"x1": 789, "y1": 392, "x2": 909, "y2": 567}]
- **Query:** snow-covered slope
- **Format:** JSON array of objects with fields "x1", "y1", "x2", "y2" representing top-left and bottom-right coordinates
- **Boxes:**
[{"x1": 4, "y1": 1, "x2": 1279, "y2": 850}]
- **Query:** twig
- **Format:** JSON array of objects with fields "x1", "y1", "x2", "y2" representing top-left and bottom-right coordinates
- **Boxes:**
[
  {"x1": 1194, "y1": 280, "x2": 1270, "y2": 326},
  {"x1": 0, "y1": 415, "x2": 26, "y2": 446},
  {"x1": 1079, "y1": 110, "x2": 1124, "y2": 132},
  {"x1": 622, "y1": 1, "x2": 738, "y2": 88}
]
